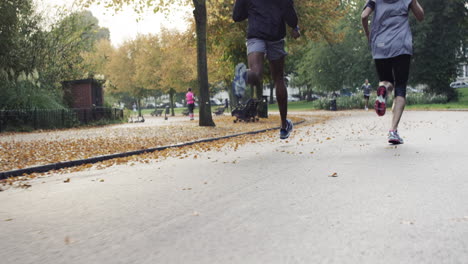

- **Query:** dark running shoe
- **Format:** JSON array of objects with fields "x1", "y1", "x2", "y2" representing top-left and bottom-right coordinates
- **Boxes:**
[
  {"x1": 374, "y1": 85, "x2": 387, "y2": 116},
  {"x1": 388, "y1": 130, "x2": 404, "y2": 144},
  {"x1": 280, "y1": 119, "x2": 294, "y2": 139}
]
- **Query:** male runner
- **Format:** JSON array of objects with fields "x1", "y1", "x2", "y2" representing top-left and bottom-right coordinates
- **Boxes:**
[
  {"x1": 233, "y1": 0, "x2": 300, "y2": 139},
  {"x1": 361, "y1": 79, "x2": 372, "y2": 111}
]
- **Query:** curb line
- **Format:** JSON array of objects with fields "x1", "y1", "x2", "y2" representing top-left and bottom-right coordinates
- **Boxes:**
[{"x1": 1, "y1": 120, "x2": 305, "y2": 180}]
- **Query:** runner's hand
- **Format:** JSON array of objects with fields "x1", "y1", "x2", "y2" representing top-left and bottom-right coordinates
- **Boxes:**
[{"x1": 292, "y1": 28, "x2": 301, "y2": 39}]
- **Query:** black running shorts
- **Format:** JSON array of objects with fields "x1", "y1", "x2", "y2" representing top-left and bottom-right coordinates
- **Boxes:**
[{"x1": 374, "y1": 54, "x2": 411, "y2": 98}]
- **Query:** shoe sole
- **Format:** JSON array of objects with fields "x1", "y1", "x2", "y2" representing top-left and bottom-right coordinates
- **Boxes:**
[
  {"x1": 375, "y1": 86, "x2": 387, "y2": 116},
  {"x1": 388, "y1": 136, "x2": 404, "y2": 144},
  {"x1": 388, "y1": 139, "x2": 402, "y2": 145}
]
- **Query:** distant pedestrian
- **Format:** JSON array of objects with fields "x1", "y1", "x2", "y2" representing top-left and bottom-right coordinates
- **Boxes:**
[
  {"x1": 361, "y1": 79, "x2": 372, "y2": 111},
  {"x1": 224, "y1": 98, "x2": 229, "y2": 110},
  {"x1": 186, "y1": 88, "x2": 195, "y2": 120},
  {"x1": 361, "y1": 0, "x2": 424, "y2": 144},
  {"x1": 233, "y1": 0, "x2": 301, "y2": 139}
]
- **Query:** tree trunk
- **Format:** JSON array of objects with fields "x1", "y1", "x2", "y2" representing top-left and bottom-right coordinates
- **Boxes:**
[
  {"x1": 169, "y1": 88, "x2": 175, "y2": 116},
  {"x1": 137, "y1": 98, "x2": 142, "y2": 117},
  {"x1": 269, "y1": 82, "x2": 275, "y2": 104},
  {"x1": 193, "y1": 0, "x2": 215, "y2": 127},
  {"x1": 225, "y1": 77, "x2": 233, "y2": 111},
  {"x1": 306, "y1": 86, "x2": 312, "y2": 101}
]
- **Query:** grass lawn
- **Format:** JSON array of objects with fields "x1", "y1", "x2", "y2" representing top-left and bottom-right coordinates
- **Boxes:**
[
  {"x1": 139, "y1": 88, "x2": 468, "y2": 115},
  {"x1": 267, "y1": 101, "x2": 317, "y2": 112},
  {"x1": 141, "y1": 108, "x2": 185, "y2": 115},
  {"x1": 271, "y1": 87, "x2": 468, "y2": 111},
  {"x1": 406, "y1": 87, "x2": 468, "y2": 110}
]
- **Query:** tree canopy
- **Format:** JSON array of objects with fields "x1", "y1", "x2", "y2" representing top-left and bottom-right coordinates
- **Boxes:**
[{"x1": 0, "y1": 0, "x2": 111, "y2": 109}]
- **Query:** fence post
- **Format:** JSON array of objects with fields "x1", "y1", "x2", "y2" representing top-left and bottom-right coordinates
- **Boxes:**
[
  {"x1": 61, "y1": 109, "x2": 65, "y2": 127},
  {"x1": 33, "y1": 108, "x2": 38, "y2": 130},
  {"x1": 0, "y1": 111, "x2": 3, "y2": 132}
]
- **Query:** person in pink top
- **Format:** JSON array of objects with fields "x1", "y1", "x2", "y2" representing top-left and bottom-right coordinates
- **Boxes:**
[{"x1": 186, "y1": 88, "x2": 195, "y2": 120}]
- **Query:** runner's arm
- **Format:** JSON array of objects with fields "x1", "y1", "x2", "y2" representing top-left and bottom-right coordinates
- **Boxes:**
[
  {"x1": 410, "y1": 0, "x2": 424, "y2": 22},
  {"x1": 233, "y1": 0, "x2": 248, "y2": 22},
  {"x1": 284, "y1": 0, "x2": 299, "y2": 29},
  {"x1": 361, "y1": 1, "x2": 375, "y2": 41},
  {"x1": 285, "y1": 0, "x2": 300, "y2": 39}
]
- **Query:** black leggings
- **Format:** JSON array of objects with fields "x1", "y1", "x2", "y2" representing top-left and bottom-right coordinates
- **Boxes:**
[
  {"x1": 374, "y1": 54, "x2": 411, "y2": 98},
  {"x1": 188, "y1": 103, "x2": 194, "y2": 114}
]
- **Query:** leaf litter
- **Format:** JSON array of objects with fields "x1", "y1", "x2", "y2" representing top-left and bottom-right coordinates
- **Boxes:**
[{"x1": 1, "y1": 114, "x2": 336, "y2": 187}]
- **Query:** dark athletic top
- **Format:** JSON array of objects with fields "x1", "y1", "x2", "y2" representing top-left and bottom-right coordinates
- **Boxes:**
[{"x1": 233, "y1": 0, "x2": 298, "y2": 41}]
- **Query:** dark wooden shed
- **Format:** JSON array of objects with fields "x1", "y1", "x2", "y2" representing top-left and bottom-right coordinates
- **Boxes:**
[{"x1": 62, "y1": 78, "x2": 104, "y2": 109}]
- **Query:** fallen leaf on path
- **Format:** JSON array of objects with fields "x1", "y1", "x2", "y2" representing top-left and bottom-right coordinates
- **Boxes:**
[
  {"x1": 63, "y1": 178, "x2": 70, "y2": 183},
  {"x1": 19, "y1": 183, "x2": 31, "y2": 189},
  {"x1": 2, "y1": 114, "x2": 336, "y2": 187},
  {"x1": 329, "y1": 172, "x2": 338, "y2": 177}
]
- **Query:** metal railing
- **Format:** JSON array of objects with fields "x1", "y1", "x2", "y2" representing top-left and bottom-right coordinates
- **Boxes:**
[{"x1": 0, "y1": 108, "x2": 124, "y2": 132}]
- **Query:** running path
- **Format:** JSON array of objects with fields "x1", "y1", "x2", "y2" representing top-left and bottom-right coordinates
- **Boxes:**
[{"x1": 1, "y1": 111, "x2": 467, "y2": 264}]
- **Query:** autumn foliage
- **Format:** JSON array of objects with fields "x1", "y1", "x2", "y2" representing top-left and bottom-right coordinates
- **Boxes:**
[{"x1": 0, "y1": 116, "x2": 304, "y2": 173}]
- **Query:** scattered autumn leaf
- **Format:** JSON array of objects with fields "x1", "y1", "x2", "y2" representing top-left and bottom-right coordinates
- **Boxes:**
[{"x1": 1, "y1": 114, "x2": 336, "y2": 186}]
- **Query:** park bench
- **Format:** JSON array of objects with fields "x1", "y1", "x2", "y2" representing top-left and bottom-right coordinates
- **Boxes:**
[
  {"x1": 150, "y1": 109, "x2": 164, "y2": 116},
  {"x1": 128, "y1": 115, "x2": 145, "y2": 123}
]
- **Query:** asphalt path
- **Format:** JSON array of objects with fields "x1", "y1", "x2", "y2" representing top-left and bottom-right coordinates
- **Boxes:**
[{"x1": 1, "y1": 110, "x2": 468, "y2": 264}]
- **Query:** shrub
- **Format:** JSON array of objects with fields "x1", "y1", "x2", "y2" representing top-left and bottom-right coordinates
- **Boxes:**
[
  {"x1": 0, "y1": 69, "x2": 65, "y2": 110},
  {"x1": 310, "y1": 92, "x2": 449, "y2": 110}
]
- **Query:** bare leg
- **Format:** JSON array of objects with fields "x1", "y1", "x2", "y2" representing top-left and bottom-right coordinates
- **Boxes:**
[
  {"x1": 270, "y1": 56, "x2": 287, "y2": 129},
  {"x1": 247, "y1": 52, "x2": 264, "y2": 97},
  {"x1": 391, "y1": 96, "x2": 406, "y2": 131},
  {"x1": 379, "y1": 81, "x2": 405, "y2": 130}
]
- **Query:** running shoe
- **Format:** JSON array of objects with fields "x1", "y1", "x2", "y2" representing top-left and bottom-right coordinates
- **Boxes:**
[
  {"x1": 388, "y1": 130, "x2": 404, "y2": 144},
  {"x1": 280, "y1": 119, "x2": 294, "y2": 139},
  {"x1": 374, "y1": 85, "x2": 387, "y2": 116}
]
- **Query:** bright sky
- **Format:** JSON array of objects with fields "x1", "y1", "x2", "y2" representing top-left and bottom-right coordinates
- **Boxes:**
[{"x1": 34, "y1": 0, "x2": 192, "y2": 47}]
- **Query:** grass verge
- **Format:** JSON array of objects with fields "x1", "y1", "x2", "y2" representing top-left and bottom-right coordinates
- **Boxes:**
[{"x1": 268, "y1": 87, "x2": 468, "y2": 111}]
